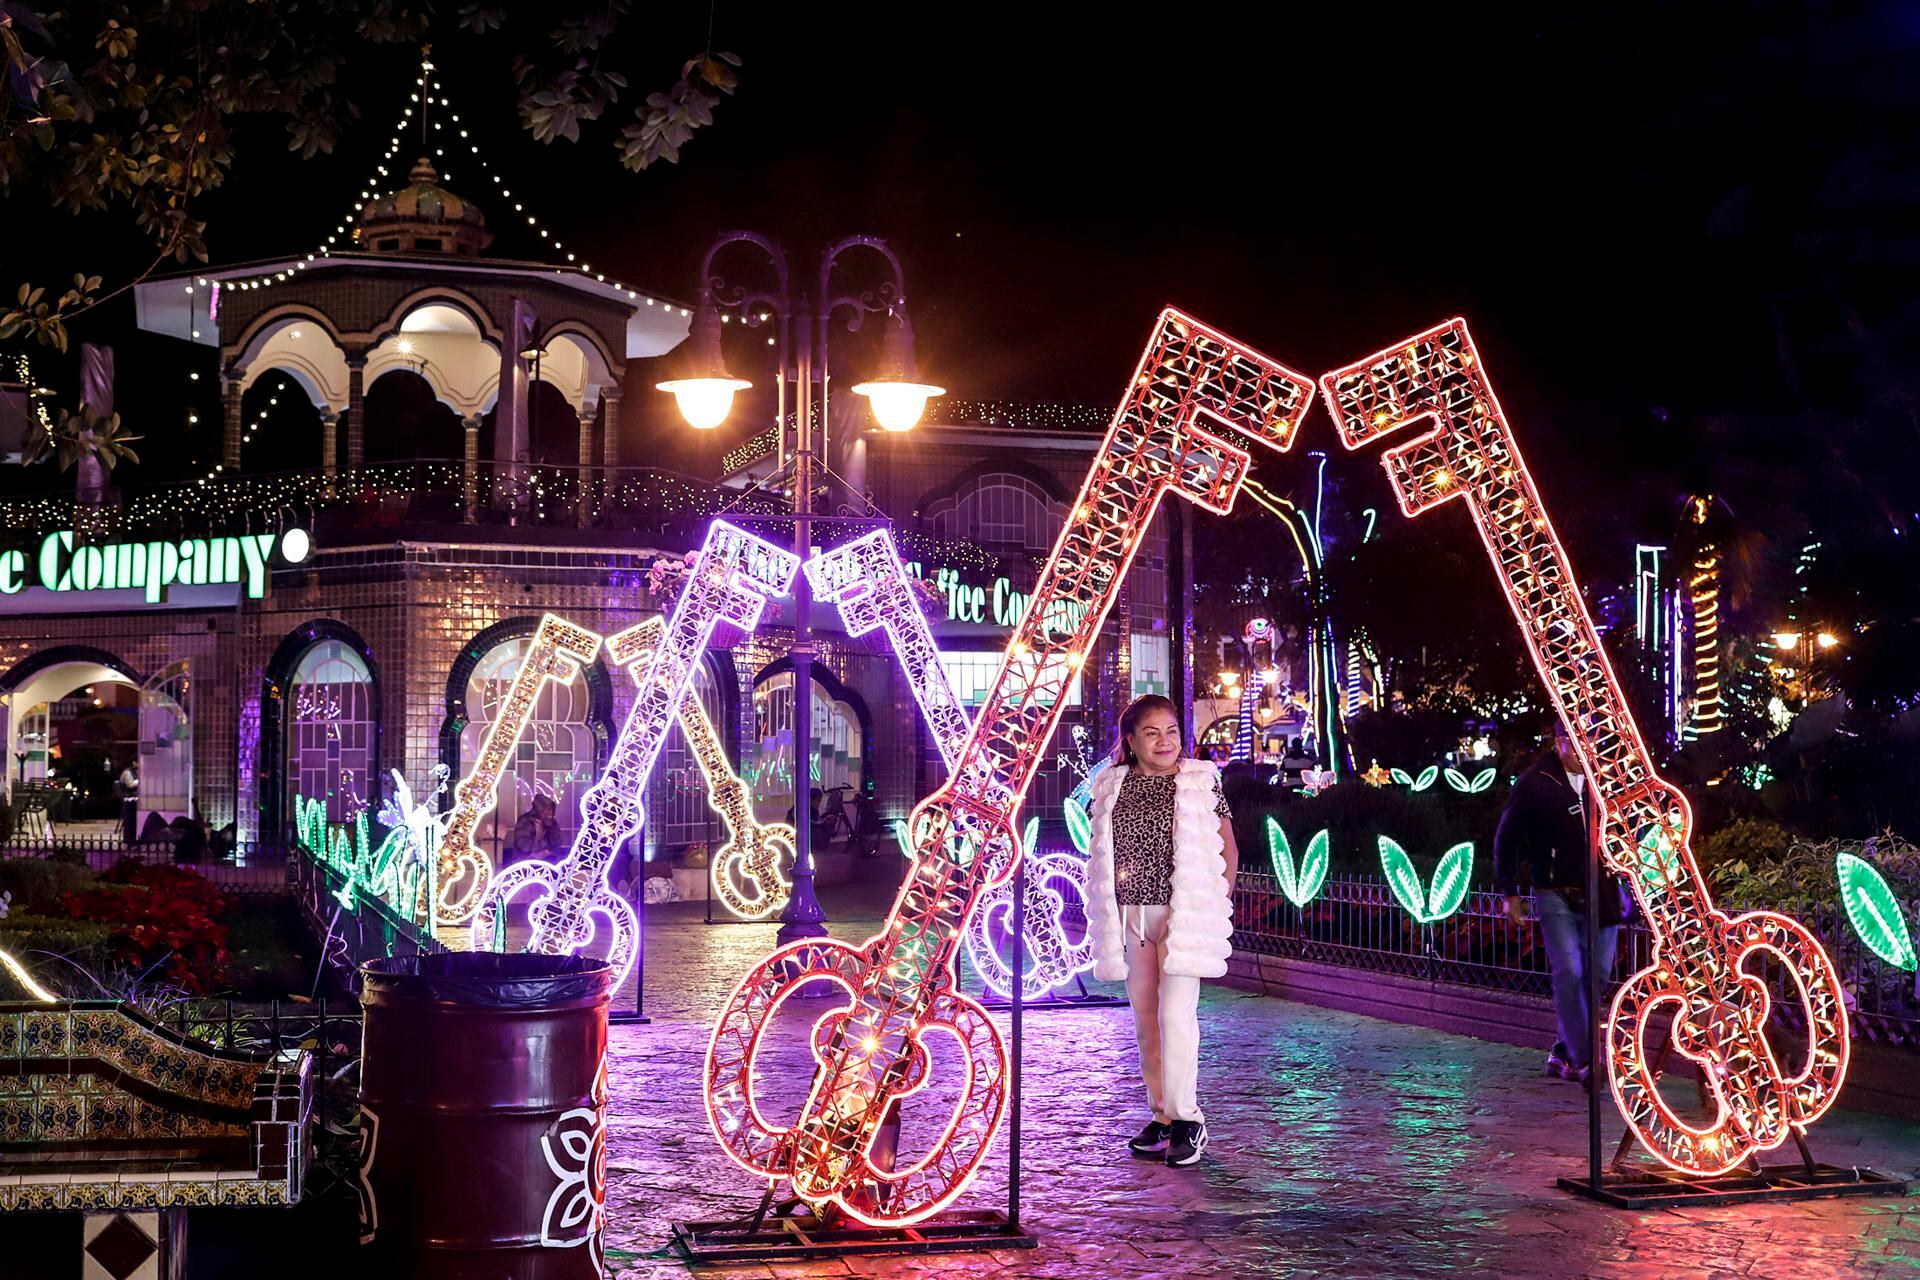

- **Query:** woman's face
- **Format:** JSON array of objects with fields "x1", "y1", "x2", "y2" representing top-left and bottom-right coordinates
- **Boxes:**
[{"x1": 1126, "y1": 707, "x2": 1182, "y2": 773}]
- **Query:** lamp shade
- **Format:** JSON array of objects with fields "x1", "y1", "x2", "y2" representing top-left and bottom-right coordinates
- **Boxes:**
[
  {"x1": 852, "y1": 308, "x2": 943, "y2": 431},
  {"x1": 656, "y1": 302, "x2": 752, "y2": 429}
]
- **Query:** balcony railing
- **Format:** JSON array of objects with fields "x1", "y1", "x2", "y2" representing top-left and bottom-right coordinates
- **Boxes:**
[
  {"x1": 0, "y1": 460, "x2": 789, "y2": 544},
  {"x1": 0, "y1": 459, "x2": 1011, "y2": 571}
]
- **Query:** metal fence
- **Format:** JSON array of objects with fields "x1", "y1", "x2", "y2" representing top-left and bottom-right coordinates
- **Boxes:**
[
  {"x1": 0, "y1": 837, "x2": 291, "y2": 896},
  {"x1": 1231, "y1": 870, "x2": 1920, "y2": 1047}
]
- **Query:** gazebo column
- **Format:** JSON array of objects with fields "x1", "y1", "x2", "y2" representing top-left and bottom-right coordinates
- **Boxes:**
[
  {"x1": 462, "y1": 414, "x2": 482, "y2": 520},
  {"x1": 574, "y1": 400, "x2": 598, "y2": 525},
  {"x1": 345, "y1": 353, "x2": 367, "y2": 468},
  {"x1": 319, "y1": 408, "x2": 341, "y2": 476},
  {"x1": 221, "y1": 374, "x2": 244, "y2": 470},
  {"x1": 598, "y1": 390, "x2": 622, "y2": 524}
]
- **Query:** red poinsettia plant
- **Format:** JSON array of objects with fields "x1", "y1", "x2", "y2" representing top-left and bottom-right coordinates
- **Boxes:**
[{"x1": 63, "y1": 861, "x2": 231, "y2": 993}]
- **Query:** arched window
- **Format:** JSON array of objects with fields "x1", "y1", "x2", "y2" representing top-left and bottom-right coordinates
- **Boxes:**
[
  {"x1": 927, "y1": 473, "x2": 1059, "y2": 554},
  {"x1": 646, "y1": 660, "x2": 727, "y2": 855},
  {"x1": 289, "y1": 640, "x2": 377, "y2": 822},
  {"x1": 748, "y1": 671, "x2": 865, "y2": 823},
  {"x1": 459, "y1": 634, "x2": 601, "y2": 860}
]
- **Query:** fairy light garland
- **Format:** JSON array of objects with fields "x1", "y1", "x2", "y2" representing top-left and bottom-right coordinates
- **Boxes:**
[
  {"x1": 197, "y1": 52, "x2": 686, "y2": 317},
  {"x1": 932, "y1": 400, "x2": 1110, "y2": 432}
]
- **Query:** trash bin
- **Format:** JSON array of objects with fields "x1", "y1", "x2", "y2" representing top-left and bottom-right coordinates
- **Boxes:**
[{"x1": 358, "y1": 952, "x2": 613, "y2": 1278}]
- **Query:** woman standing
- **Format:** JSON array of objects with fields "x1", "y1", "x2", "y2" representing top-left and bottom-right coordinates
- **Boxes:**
[{"x1": 1086, "y1": 694, "x2": 1238, "y2": 1166}]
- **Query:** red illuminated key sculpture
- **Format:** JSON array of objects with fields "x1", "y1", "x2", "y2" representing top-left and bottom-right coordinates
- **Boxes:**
[
  {"x1": 804, "y1": 529, "x2": 1095, "y2": 1000},
  {"x1": 705, "y1": 310, "x2": 1315, "y2": 1223},
  {"x1": 1321, "y1": 320, "x2": 1849, "y2": 1174}
]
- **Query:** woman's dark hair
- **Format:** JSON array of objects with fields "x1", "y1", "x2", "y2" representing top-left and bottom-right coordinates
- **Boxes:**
[{"x1": 1113, "y1": 694, "x2": 1182, "y2": 766}]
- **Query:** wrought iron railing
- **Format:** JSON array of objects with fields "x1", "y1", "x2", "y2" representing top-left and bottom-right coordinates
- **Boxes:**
[
  {"x1": 289, "y1": 844, "x2": 443, "y2": 993},
  {"x1": 0, "y1": 837, "x2": 290, "y2": 896},
  {"x1": 1231, "y1": 870, "x2": 1920, "y2": 1047}
]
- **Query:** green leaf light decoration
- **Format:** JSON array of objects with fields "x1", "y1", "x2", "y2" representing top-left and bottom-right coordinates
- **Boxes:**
[
  {"x1": 1379, "y1": 836, "x2": 1475, "y2": 923},
  {"x1": 1021, "y1": 814, "x2": 1040, "y2": 858},
  {"x1": 1063, "y1": 796, "x2": 1092, "y2": 855},
  {"x1": 1836, "y1": 851, "x2": 1918, "y2": 972},
  {"x1": 1266, "y1": 819, "x2": 1330, "y2": 909},
  {"x1": 1635, "y1": 823, "x2": 1682, "y2": 896},
  {"x1": 1389, "y1": 768, "x2": 1413, "y2": 786},
  {"x1": 1410, "y1": 765, "x2": 1439, "y2": 793},
  {"x1": 894, "y1": 819, "x2": 914, "y2": 860},
  {"x1": 1445, "y1": 766, "x2": 1498, "y2": 793}
]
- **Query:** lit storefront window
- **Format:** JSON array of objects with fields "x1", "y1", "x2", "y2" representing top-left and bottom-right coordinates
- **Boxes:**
[
  {"x1": 936, "y1": 650, "x2": 1083, "y2": 708},
  {"x1": 1130, "y1": 634, "x2": 1170, "y2": 699}
]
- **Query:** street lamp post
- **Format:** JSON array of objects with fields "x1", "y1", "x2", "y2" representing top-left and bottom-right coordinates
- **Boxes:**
[{"x1": 659, "y1": 232, "x2": 943, "y2": 945}]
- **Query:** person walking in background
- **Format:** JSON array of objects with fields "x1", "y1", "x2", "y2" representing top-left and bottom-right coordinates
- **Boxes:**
[
  {"x1": 116, "y1": 760, "x2": 138, "y2": 844},
  {"x1": 1494, "y1": 719, "x2": 1629, "y2": 1087},
  {"x1": 1085, "y1": 694, "x2": 1238, "y2": 1168}
]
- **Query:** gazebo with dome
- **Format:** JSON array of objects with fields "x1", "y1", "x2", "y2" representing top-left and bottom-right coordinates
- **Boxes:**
[{"x1": 134, "y1": 151, "x2": 688, "y2": 485}]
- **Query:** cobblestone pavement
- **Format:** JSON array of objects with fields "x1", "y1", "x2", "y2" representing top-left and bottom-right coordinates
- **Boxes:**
[{"x1": 603, "y1": 885, "x2": 1920, "y2": 1280}]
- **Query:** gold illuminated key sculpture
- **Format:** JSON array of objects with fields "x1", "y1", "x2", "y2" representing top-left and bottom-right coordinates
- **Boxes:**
[
  {"x1": 606, "y1": 619, "x2": 797, "y2": 921},
  {"x1": 1322, "y1": 319, "x2": 1850, "y2": 1174},
  {"x1": 705, "y1": 310, "x2": 1314, "y2": 1224},
  {"x1": 434, "y1": 613, "x2": 604, "y2": 924}
]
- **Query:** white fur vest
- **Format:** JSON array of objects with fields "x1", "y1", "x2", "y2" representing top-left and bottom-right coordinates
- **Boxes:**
[{"x1": 1085, "y1": 759, "x2": 1234, "y2": 981}]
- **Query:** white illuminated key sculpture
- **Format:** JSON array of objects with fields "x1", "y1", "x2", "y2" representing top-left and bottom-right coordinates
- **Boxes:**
[
  {"x1": 1322, "y1": 319, "x2": 1849, "y2": 1174},
  {"x1": 475, "y1": 521, "x2": 800, "y2": 986},
  {"x1": 706, "y1": 310, "x2": 1314, "y2": 1224},
  {"x1": 435, "y1": 613, "x2": 605, "y2": 924},
  {"x1": 606, "y1": 619, "x2": 798, "y2": 922},
  {"x1": 804, "y1": 529, "x2": 1094, "y2": 1000}
]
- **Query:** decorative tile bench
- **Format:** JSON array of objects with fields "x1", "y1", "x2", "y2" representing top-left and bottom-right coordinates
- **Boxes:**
[{"x1": 0, "y1": 1000, "x2": 312, "y2": 1276}]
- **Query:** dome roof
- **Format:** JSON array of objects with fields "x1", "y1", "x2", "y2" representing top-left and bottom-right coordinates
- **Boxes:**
[{"x1": 354, "y1": 157, "x2": 493, "y2": 257}]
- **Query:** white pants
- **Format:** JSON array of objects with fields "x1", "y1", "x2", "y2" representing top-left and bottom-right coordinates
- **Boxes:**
[{"x1": 1122, "y1": 903, "x2": 1204, "y2": 1124}]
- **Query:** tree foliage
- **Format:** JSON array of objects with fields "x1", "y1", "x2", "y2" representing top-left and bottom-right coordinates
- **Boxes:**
[{"x1": 0, "y1": 2, "x2": 739, "y2": 351}]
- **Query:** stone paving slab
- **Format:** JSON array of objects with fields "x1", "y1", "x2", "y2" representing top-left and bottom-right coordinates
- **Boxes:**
[{"x1": 604, "y1": 897, "x2": 1920, "y2": 1279}]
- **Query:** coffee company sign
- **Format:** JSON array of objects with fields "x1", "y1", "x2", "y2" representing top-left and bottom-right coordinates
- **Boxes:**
[
  {"x1": 0, "y1": 527, "x2": 311, "y2": 603},
  {"x1": 905, "y1": 560, "x2": 1090, "y2": 634}
]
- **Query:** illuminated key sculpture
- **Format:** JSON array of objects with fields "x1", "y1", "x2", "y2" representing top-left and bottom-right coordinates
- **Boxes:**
[
  {"x1": 706, "y1": 310, "x2": 1313, "y2": 1224},
  {"x1": 607, "y1": 619, "x2": 797, "y2": 922},
  {"x1": 804, "y1": 529, "x2": 1094, "y2": 1000},
  {"x1": 1322, "y1": 319, "x2": 1849, "y2": 1174},
  {"x1": 435, "y1": 613, "x2": 604, "y2": 924},
  {"x1": 475, "y1": 521, "x2": 800, "y2": 985}
]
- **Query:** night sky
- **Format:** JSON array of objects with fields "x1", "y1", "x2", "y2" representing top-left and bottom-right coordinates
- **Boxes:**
[{"x1": 14, "y1": 2, "x2": 1920, "y2": 567}]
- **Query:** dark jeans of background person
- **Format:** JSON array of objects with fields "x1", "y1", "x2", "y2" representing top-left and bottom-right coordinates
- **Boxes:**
[
  {"x1": 121, "y1": 799, "x2": 137, "y2": 844},
  {"x1": 1536, "y1": 889, "x2": 1620, "y2": 1071}
]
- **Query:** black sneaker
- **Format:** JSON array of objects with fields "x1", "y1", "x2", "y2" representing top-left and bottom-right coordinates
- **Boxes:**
[
  {"x1": 1127, "y1": 1120, "x2": 1172, "y2": 1156},
  {"x1": 1167, "y1": 1120, "x2": 1208, "y2": 1167}
]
